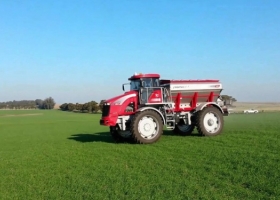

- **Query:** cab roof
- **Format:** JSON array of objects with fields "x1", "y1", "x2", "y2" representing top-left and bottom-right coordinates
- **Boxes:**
[{"x1": 128, "y1": 73, "x2": 160, "y2": 80}]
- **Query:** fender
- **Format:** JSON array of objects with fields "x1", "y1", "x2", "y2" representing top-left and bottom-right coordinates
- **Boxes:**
[
  {"x1": 195, "y1": 102, "x2": 224, "y2": 114},
  {"x1": 135, "y1": 106, "x2": 166, "y2": 125}
]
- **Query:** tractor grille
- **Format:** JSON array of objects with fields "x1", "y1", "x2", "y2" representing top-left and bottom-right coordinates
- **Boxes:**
[{"x1": 102, "y1": 105, "x2": 110, "y2": 117}]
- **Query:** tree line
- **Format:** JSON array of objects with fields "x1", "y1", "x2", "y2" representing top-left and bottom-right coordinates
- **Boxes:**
[
  {"x1": 60, "y1": 95, "x2": 237, "y2": 113},
  {"x1": 0, "y1": 97, "x2": 55, "y2": 110},
  {"x1": 1, "y1": 94, "x2": 236, "y2": 111},
  {"x1": 59, "y1": 100, "x2": 105, "y2": 113},
  {"x1": 59, "y1": 95, "x2": 237, "y2": 114}
]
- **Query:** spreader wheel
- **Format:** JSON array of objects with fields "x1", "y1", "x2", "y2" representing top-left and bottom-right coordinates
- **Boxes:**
[
  {"x1": 110, "y1": 126, "x2": 124, "y2": 143},
  {"x1": 173, "y1": 123, "x2": 195, "y2": 136},
  {"x1": 196, "y1": 106, "x2": 224, "y2": 136},
  {"x1": 130, "y1": 110, "x2": 163, "y2": 144},
  {"x1": 110, "y1": 126, "x2": 132, "y2": 143}
]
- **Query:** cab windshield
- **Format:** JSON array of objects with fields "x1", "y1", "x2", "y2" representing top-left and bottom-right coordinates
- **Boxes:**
[
  {"x1": 142, "y1": 78, "x2": 159, "y2": 87},
  {"x1": 130, "y1": 80, "x2": 141, "y2": 90},
  {"x1": 130, "y1": 78, "x2": 160, "y2": 90}
]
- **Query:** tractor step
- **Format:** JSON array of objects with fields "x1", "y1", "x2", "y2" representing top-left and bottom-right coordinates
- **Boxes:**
[
  {"x1": 164, "y1": 103, "x2": 176, "y2": 130},
  {"x1": 165, "y1": 125, "x2": 175, "y2": 130},
  {"x1": 165, "y1": 114, "x2": 175, "y2": 130}
]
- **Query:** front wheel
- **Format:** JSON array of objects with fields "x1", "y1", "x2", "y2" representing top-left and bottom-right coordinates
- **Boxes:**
[
  {"x1": 130, "y1": 110, "x2": 163, "y2": 144},
  {"x1": 196, "y1": 106, "x2": 224, "y2": 136}
]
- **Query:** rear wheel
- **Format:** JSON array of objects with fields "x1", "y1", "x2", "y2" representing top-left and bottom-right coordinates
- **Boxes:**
[
  {"x1": 130, "y1": 110, "x2": 163, "y2": 144},
  {"x1": 196, "y1": 106, "x2": 224, "y2": 136}
]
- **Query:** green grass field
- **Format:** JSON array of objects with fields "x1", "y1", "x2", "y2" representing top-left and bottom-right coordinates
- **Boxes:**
[{"x1": 0, "y1": 110, "x2": 279, "y2": 199}]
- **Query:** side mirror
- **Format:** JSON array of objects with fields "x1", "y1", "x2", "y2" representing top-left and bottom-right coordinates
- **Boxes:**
[{"x1": 122, "y1": 83, "x2": 130, "y2": 91}]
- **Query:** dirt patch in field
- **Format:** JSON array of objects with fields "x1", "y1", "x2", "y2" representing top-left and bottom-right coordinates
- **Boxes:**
[
  {"x1": 0, "y1": 113, "x2": 43, "y2": 118},
  {"x1": 54, "y1": 104, "x2": 60, "y2": 109}
]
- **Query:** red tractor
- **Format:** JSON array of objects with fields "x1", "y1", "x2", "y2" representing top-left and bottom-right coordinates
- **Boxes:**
[{"x1": 100, "y1": 73, "x2": 228, "y2": 144}]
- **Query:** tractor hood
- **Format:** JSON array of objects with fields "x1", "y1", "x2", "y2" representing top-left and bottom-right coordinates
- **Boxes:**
[{"x1": 105, "y1": 90, "x2": 137, "y2": 105}]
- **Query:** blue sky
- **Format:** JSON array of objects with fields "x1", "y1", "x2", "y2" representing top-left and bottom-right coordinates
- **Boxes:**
[{"x1": 1, "y1": 0, "x2": 280, "y2": 104}]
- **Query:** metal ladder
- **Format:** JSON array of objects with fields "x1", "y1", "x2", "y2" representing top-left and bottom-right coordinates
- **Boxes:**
[
  {"x1": 164, "y1": 104, "x2": 176, "y2": 130},
  {"x1": 163, "y1": 88, "x2": 176, "y2": 130}
]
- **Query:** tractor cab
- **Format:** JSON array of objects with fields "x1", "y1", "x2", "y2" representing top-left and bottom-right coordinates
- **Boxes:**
[
  {"x1": 128, "y1": 73, "x2": 160, "y2": 90},
  {"x1": 127, "y1": 73, "x2": 164, "y2": 105}
]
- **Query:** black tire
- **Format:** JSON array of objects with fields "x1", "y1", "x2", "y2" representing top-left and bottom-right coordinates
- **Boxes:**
[
  {"x1": 110, "y1": 126, "x2": 124, "y2": 143},
  {"x1": 173, "y1": 122, "x2": 195, "y2": 136},
  {"x1": 110, "y1": 126, "x2": 133, "y2": 143},
  {"x1": 130, "y1": 110, "x2": 163, "y2": 144},
  {"x1": 196, "y1": 106, "x2": 224, "y2": 136}
]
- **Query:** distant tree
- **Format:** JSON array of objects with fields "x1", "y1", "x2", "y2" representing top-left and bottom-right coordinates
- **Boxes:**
[
  {"x1": 99, "y1": 100, "x2": 106, "y2": 111},
  {"x1": 87, "y1": 102, "x2": 91, "y2": 113},
  {"x1": 35, "y1": 99, "x2": 44, "y2": 109},
  {"x1": 89, "y1": 101, "x2": 99, "y2": 113},
  {"x1": 60, "y1": 103, "x2": 68, "y2": 111},
  {"x1": 81, "y1": 103, "x2": 89, "y2": 112},
  {"x1": 0, "y1": 100, "x2": 37, "y2": 109},
  {"x1": 0, "y1": 102, "x2": 6, "y2": 109},
  {"x1": 58, "y1": 100, "x2": 99, "y2": 113},
  {"x1": 220, "y1": 95, "x2": 237, "y2": 105},
  {"x1": 67, "y1": 103, "x2": 76, "y2": 111},
  {"x1": 42, "y1": 97, "x2": 55, "y2": 109},
  {"x1": 75, "y1": 103, "x2": 83, "y2": 111}
]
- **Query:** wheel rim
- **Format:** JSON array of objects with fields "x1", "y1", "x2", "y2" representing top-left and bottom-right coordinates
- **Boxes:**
[
  {"x1": 203, "y1": 112, "x2": 221, "y2": 134},
  {"x1": 138, "y1": 115, "x2": 159, "y2": 139}
]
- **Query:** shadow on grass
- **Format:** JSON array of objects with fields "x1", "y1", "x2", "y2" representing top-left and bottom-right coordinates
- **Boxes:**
[
  {"x1": 163, "y1": 130, "x2": 203, "y2": 137},
  {"x1": 68, "y1": 132, "x2": 114, "y2": 143},
  {"x1": 68, "y1": 130, "x2": 202, "y2": 143}
]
